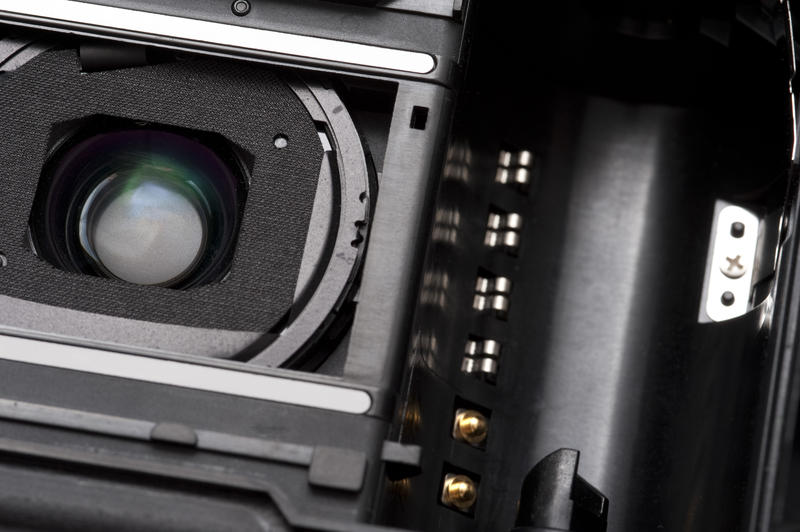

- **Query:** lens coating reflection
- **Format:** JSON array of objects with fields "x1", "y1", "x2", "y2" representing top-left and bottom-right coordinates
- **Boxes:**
[
  {"x1": 81, "y1": 176, "x2": 207, "y2": 285},
  {"x1": 40, "y1": 127, "x2": 243, "y2": 288}
]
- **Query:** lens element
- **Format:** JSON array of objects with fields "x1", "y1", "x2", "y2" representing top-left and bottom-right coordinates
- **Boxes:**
[
  {"x1": 33, "y1": 126, "x2": 245, "y2": 288},
  {"x1": 80, "y1": 176, "x2": 207, "y2": 286}
]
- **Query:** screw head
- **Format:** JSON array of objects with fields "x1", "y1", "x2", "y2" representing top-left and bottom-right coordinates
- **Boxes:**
[
  {"x1": 232, "y1": 0, "x2": 251, "y2": 16},
  {"x1": 720, "y1": 254, "x2": 746, "y2": 279},
  {"x1": 453, "y1": 409, "x2": 488, "y2": 446},
  {"x1": 731, "y1": 221, "x2": 745, "y2": 238},
  {"x1": 441, "y1": 474, "x2": 477, "y2": 511}
]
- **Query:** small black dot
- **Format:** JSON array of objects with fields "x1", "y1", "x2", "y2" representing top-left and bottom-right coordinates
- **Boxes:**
[
  {"x1": 721, "y1": 291, "x2": 735, "y2": 306},
  {"x1": 730, "y1": 222, "x2": 745, "y2": 238},
  {"x1": 232, "y1": 0, "x2": 251, "y2": 16}
]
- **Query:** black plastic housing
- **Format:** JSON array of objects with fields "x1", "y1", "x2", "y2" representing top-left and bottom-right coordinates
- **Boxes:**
[
  {"x1": 5, "y1": 2, "x2": 800, "y2": 532},
  {"x1": 379, "y1": 2, "x2": 800, "y2": 532},
  {"x1": 0, "y1": 1, "x2": 469, "y2": 531}
]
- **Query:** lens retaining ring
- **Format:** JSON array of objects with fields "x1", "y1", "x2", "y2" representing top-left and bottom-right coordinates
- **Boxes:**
[{"x1": 242, "y1": 76, "x2": 375, "y2": 368}]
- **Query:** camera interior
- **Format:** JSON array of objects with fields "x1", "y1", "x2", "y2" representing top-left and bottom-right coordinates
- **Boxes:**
[{"x1": 0, "y1": 1, "x2": 799, "y2": 532}]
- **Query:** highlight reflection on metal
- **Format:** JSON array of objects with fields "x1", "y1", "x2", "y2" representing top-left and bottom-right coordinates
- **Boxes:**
[
  {"x1": 462, "y1": 336, "x2": 501, "y2": 381},
  {"x1": 420, "y1": 269, "x2": 450, "y2": 309},
  {"x1": 495, "y1": 148, "x2": 535, "y2": 191},
  {"x1": 703, "y1": 204, "x2": 759, "y2": 322},
  {"x1": 473, "y1": 274, "x2": 511, "y2": 319},
  {"x1": 441, "y1": 474, "x2": 478, "y2": 512},
  {"x1": 0, "y1": 334, "x2": 373, "y2": 414},
  {"x1": 442, "y1": 141, "x2": 473, "y2": 184},
  {"x1": 535, "y1": 102, "x2": 663, "y2": 494},
  {"x1": 0, "y1": 0, "x2": 436, "y2": 74},
  {"x1": 432, "y1": 207, "x2": 461, "y2": 245},
  {"x1": 452, "y1": 409, "x2": 489, "y2": 446},
  {"x1": 411, "y1": 330, "x2": 439, "y2": 368},
  {"x1": 484, "y1": 210, "x2": 523, "y2": 254}
]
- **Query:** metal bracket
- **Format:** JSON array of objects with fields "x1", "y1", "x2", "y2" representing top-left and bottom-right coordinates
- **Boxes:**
[{"x1": 701, "y1": 202, "x2": 761, "y2": 322}]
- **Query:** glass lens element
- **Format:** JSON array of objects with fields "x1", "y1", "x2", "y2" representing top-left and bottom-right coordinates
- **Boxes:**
[
  {"x1": 42, "y1": 128, "x2": 243, "y2": 287},
  {"x1": 80, "y1": 176, "x2": 207, "y2": 286}
]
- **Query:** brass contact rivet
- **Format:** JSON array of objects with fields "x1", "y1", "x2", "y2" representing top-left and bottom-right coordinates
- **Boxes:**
[
  {"x1": 441, "y1": 474, "x2": 478, "y2": 511},
  {"x1": 453, "y1": 409, "x2": 488, "y2": 446}
]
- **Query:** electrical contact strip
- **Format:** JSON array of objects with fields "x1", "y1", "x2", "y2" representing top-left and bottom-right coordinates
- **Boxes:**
[{"x1": 0, "y1": 0, "x2": 436, "y2": 74}]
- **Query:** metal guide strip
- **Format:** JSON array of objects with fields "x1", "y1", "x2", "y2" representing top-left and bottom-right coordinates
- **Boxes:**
[
  {"x1": 0, "y1": 334, "x2": 373, "y2": 414},
  {"x1": 0, "y1": 0, "x2": 437, "y2": 74}
]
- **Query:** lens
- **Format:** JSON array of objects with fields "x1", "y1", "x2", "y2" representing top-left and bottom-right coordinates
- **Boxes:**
[
  {"x1": 33, "y1": 127, "x2": 245, "y2": 288},
  {"x1": 79, "y1": 174, "x2": 207, "y2": 286}
]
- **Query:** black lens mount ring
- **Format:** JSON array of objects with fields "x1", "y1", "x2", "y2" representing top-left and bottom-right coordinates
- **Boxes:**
[{"x1": 243, "y1": 76, "x2": 375, "y2": 367}]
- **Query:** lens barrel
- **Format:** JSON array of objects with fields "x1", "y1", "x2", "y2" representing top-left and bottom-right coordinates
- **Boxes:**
[{"x1": 30, "y1": 121, "x2": 248, "y2": 289}]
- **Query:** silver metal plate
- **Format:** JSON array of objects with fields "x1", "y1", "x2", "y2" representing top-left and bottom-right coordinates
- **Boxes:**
[
  {"x1": 702, "y1": 204, "x2": 760, "y2": 322},
  {"x1": 0, "y1": 334, "x2": 373, "y2": 414},
  {"x1": 0, "y1": 0, "x2": 436, "y2": 74}
]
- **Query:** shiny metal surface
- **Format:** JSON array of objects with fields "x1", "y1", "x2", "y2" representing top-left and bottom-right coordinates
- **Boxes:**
[
  {"x1": 525, "y1": 96, "x2": 674, "y2": 509},
  {"x1": 0, "y1": 0, "x2": 436, "y2": 74},
  {"x1": 486, "y1": 94, "x2": 780, "y2": 532},
  {"x1": 0, "y1": 333, "x2": 373, "y2": 414},
  {"x1": 702, "y1": 203, "x2": 760, "y2": 322}
]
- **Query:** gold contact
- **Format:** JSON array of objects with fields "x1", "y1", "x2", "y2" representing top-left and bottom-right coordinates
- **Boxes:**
[
  {"x1": 452, "y1": 409, "x2": 489, "y2": 446},
  {"x1": 441, "y1": 474, "x2": 478, "y2": 511}
]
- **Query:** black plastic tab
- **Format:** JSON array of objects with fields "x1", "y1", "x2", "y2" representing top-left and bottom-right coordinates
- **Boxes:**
[
  {"x1": 79, "y1": 41, "x2": 148, "y2": 72},
  {"x1": 381, "y1": 441, "x2": 423, "y2": 480},
  {"x1": 512, "y1": 449, "x2": 608, "y2": 532},
  {"x1": 308, "y1": 446, "x2": 367, "y2": 492},
  {"x1": 150, "y1": 422, "x2": 199, "y2": 447}
]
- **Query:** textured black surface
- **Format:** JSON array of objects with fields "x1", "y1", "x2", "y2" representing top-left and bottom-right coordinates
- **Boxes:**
[{"x1": 0, "y1": 49, "x2": 323, "y2": 332}]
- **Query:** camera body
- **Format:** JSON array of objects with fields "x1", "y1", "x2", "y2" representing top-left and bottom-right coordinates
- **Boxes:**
[
  {"x1": 0, "y1": 1, "x2": 472, "y2": 531},
  {"x1": 3, "y1": 2, "x2": 800, "y2": 532}
]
